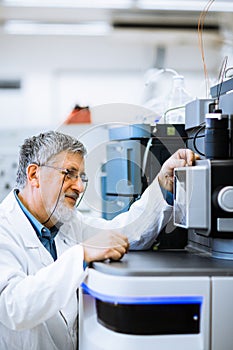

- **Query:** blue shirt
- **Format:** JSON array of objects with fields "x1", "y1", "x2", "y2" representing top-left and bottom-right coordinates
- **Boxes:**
[
  {"x1": 160, "y1": 186, "x2": 174, "y2": 206},
  {"x1": 14, "y1": 190, "x2": 58, "y2": 260}
]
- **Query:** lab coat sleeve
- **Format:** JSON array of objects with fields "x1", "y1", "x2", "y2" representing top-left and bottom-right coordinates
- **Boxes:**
[
  {"x1": 0, "y1": 240, "x2": 87, "y2": 331},
  {"x1": 80, "y1": 176, "x2": 173, "y2": 249}
]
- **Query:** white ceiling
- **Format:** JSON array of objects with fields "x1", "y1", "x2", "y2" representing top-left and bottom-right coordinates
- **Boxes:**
[
  {"x1": 0, "y1": 1, "x2": 232, "y2": 129},
  {"x1": 0, "y1": 0, "x2": 232, "y2": 75},
  {"x1": 0, "y1": 0, "x2": 233, "y2": 36}
]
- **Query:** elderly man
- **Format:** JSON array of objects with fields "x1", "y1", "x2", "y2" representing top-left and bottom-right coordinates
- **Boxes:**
[{"x1": 0, "y1": 130, "x2": 197, "y2": 350}]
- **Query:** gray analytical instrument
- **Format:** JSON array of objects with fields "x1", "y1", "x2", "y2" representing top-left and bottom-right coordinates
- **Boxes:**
[
  {"x1": 174, "y1": 158, "x2": 233, "y2": 259},
  {"x1": 79, "y1": 77, "x2": 233, "y2": 350},
  {"x1": 175, "y1": 77, "x2": 233, "y2": 259}
]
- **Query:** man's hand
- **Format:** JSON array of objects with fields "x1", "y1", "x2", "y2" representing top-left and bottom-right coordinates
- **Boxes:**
[
  {"x1": 158, "y1": 149, "x2": 200, "y2": 193},
  {"x1": 82, "y1": 231, "x2": 129, "y2": 264}
]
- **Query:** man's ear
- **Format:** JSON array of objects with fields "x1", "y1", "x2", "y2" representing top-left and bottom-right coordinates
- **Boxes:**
[{"x1": 27, "y1": 163, "x2": 40, "y2": 188}]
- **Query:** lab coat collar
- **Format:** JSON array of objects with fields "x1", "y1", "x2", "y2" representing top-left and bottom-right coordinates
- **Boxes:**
[{"x1": 1, "y1": 190, "x2": 44, "y2": 249}]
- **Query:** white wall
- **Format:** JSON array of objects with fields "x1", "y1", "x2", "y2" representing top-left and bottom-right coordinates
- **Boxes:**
[
  {"x1": 0, "y1": 25, "x2": 231, "y2": 213},
  {"x1": 0, "y1": 29, "x2": 227, "y2": 129}
]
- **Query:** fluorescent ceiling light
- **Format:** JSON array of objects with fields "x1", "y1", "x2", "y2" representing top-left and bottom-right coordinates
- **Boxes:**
[
  {"x1": 2, "y1": 0, "x2": 133, "y2": 8},
  {"x1": 3, "y1": 20, "x2": 112, "y2": 35}
]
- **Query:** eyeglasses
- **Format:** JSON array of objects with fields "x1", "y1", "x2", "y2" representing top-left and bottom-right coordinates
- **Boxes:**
[{"x1": 41, "y1": 164, "x2": 88, "y2": 184}]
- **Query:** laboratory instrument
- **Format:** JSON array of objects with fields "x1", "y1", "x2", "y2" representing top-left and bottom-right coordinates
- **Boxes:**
[{"x1": 79, "y1": 77, "x2": 233, "y2": 350}]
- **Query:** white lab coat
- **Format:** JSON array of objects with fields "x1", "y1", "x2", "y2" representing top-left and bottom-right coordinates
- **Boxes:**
[{"x1": 0, "y1": 177, "x2": 172, "y2": 350}]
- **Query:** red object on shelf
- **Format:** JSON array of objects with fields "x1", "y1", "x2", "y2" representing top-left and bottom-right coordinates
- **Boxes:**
[{"x1": 64, "y1": 105, "x2": 91, "y2": 124}]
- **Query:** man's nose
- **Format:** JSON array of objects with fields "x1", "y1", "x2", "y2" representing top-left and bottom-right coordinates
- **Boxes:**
[{"x1": 73, "y1": 176, "x2": 86, "y2": 192}]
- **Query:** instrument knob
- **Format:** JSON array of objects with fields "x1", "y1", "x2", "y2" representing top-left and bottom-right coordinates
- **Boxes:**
[{"x1": 217, "y1": 186, "x2": 233, "y2": 212}]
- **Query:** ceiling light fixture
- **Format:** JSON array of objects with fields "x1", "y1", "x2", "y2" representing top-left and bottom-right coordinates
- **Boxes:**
[{"x1": 3, "y1": 20, "x2": 112, "y2": 36}]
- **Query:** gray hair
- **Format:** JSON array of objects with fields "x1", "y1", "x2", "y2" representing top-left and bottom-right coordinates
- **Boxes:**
[{"x1": 16, "y1": 130, "x2": 87, "y2": 189}]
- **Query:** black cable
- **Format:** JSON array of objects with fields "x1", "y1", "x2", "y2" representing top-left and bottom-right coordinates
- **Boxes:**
[
  {"x1": 35, "y1": 160, "x2": 88, "y2": 224},
  {"x1": 193, "y1": 124, "x2": 206, "y2": 157},
  {"x1": 42, "y1": 174, "x2": 67, "y2": 225},
  {"x1": 75, "y1": 181, "x2": 88, "y2": 208}
]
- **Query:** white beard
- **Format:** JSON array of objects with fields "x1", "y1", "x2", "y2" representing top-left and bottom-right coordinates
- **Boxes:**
[{"x1": 52, "y1": 197, "x2": 76, "y2": 223}]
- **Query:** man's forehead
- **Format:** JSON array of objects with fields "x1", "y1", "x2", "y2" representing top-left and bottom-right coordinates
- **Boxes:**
[{"x1": 52, "y1": 151, "x2": 84, "y2": 164}]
